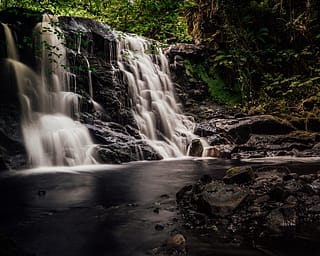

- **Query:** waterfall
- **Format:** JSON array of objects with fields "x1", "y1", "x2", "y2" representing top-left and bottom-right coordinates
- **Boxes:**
[
  {"x1": 2, "y1": 15, "x2": 97, "y2": 167},
  {"x1": 2, "y1": 22, "x2": 18, "y2": 60},
  {"x1": 114, "y1": 33, "x2": 196, "y2": 158}
]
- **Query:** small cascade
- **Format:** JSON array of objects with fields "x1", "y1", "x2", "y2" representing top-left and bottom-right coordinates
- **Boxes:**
[
  {"x1": 83, "y1": 56, "x2": 93, "y2": 99},
  {"x1": 2, "y1": 22, "x2": 18, "y2": 60},
  {"x1": 2, "y1": 16, "x2": 97, "y2": 167},
  {"x1": 74, "y1": 32, "x2": 93, "y2": 99},
  {"x1": 74, "y1": 31, "x2": 103, "y2": 112},
  {"x1": 114, "y1": 33, "x2": 196, "y2": 158}
]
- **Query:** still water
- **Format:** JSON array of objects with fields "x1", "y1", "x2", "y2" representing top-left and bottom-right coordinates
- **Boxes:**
[{"x1": 0, "y1": 157, "x2": 319, "y2": 256}]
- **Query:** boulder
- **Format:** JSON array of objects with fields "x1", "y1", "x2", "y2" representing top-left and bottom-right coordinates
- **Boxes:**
[
  {"x1": 223, "y1": 166, "x2": 255, "y2": 184},
  {"x1": 188, "y1": 138, "x2": 204, "y2": 157},
  {"x1": 150, "y1": 232, "x2": 187, "y2": 256},
  {"x1": 203, "y1": 145, "x2": 233, "y2": 159},
  {"x1": 195, "y1": 181, "x2": 249, "y2": 217},
  {"x1": 213, "y1": 115, "x2": 295, "y2": 144}
]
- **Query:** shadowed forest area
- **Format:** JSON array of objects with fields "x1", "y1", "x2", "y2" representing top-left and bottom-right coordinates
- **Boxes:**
[{"x1": 0, "y1": 0, "x2": 319, "y2": 123}]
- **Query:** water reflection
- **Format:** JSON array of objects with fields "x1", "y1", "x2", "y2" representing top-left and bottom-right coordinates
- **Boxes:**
[{"x1": 0, "y1": 158, "x2": 319, "y2": 256}]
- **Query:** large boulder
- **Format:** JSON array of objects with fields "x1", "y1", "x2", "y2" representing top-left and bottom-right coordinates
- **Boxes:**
[
  {"x1": 223, "y1": 166, "x2": 255, "y2": 184},
  {"x1": 195, "y1": 181, "x2": 249, "y2": 217},
  {"x1": 209, "y1": 115, "x2": 295, "y2": 144}
]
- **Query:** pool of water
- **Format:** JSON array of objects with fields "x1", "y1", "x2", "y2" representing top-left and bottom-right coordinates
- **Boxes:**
[{"x1": 0, "y1": 157, "x2": 319, "y2": 256}]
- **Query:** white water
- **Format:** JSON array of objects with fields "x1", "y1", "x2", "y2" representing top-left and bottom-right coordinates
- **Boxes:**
[
  {"x1": 2, "y1": 16, "x2": 97, "y2": 167},
  {"x1": 114, "y1": 33, "x2": 197, "y2": 157}
]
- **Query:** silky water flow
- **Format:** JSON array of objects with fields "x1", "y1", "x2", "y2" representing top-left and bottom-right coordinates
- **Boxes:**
[
  {"x1": 3, "y1": 17, "x2": 210, "y2": 166},
  {"x1": 113, "y1": 33, "x2": 205, "y2": 158},
  {"x1": 3, "y1": 15, "x2": 97, "y2": 167}
]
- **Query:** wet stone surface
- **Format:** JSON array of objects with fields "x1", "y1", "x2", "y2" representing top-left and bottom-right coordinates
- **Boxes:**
[{"x1": 176, "y1": 166, "x2": 320, "y2": 246}]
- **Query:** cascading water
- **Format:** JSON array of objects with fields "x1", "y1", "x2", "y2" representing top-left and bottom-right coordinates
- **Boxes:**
[
  {"x1": 114, "y1": 33, "x2": 197, "y2": 158},
  {"x1": 2, "y1": 15, "x2": 97, "y2": 167}
]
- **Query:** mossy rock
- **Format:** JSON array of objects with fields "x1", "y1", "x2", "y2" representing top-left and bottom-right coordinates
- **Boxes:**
[{"x1": 223, "y1": 166, "x2": 255, "y2": 184}]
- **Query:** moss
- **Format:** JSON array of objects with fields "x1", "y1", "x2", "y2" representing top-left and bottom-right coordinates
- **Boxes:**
[{"x1": 184, "y1": 59, "x2": 241, "y2": 105}]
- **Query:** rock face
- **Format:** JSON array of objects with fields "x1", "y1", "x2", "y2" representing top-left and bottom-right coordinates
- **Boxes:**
[
  {"x1": 176, "y1": 166, "x2": 320, "y2": 245},
  {"x1": 195, "y1": 114, "x2": 320, "y2": 159},
  {"x1": 165, "y1": 43, "x2": 214, "y2": 121},
  {"x1": 58, "y1": 16, "x2": 163, "y2": 164}
]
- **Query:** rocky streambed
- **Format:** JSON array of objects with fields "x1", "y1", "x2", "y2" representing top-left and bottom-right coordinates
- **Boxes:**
[{"x1": 174, "y1": 164, "x2": 320, "y2": 256}]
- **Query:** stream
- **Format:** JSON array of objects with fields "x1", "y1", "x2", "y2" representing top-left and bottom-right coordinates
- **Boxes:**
[{"x1": 0, "y1": 157, "x2": 319, "y2": 256}]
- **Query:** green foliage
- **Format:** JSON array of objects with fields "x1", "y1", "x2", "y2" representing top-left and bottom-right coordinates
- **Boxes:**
[
  {"x1": 2, "y1": 0, "x2": 320, "y2": 118},
  {"x1": 185, "y1": 59, "x2": 240, "y2": 105},
  {"x1": 0, "y1": 0, "x2": 192, "y2": 42},
  {"x1": 184, "y1": 0, "x2": 320, "y2": 116}
]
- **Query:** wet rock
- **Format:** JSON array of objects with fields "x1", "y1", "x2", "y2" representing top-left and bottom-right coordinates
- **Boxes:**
[
  {"x1": 166, "y1": 44, "x2": 215, "y2": 121},
  {"x1": 0, "y1": 104, "x2": 27, "y2": 170},
  {"x1": 266, "y1": 209, "x2": 286, "y2": 233},
  {"x1": 176, "y1": 185, "x2": 193, "y2": 202},
  {"x1": 193, "y1": 114, "x2": 320, "y2": 159},
  {"x1": 160, "y1": 194, "x2": 170, "y2": 199},
  {"x1": 155, "y1": 224, "x2": 165, "y2": 231},
  {"x1": 166, "y1": 234, "x2": 186, "y2": 248},
  {"x1": 166, "y1": 43, "x2": 204, "y2": 57},
  {"x1": 252, "y1": 170, "x2": 284, "y2": 191},
  {"x1": 308, "y1": 204, "x2": 320, "y2": 213},
  {"x1": 223, "y1": 166, "x2": 255, "y2": 184},
  {"x1": 203, "y1": 145, "x2": 232, "y2": 159},
  {"x1": 188, "y1": 138, "x2": 203, "y2": 157},
  {"x1": 97, "y1": 141, "x2": 162, "y2": 164},
  {"x1": 266, "y1": 206, "x2": 297, "y2": 233},
  {"x1": 199, "y1": 174, "x2": 212, "y2": 184},
  {"x1": 313, "y1": 142, "x2": 320, "y2": 150},
  {"x1": 150, "y1": 231, "x2": 187, "y2": 256},
  {"x1": 283, "y1": 179, "x2": 302, "y2": 193},
  {"x1": 196, "y1": 181, "x2": 249, "y2": 217},
  {"x1": 212, "y1": 115, "x2": 295, "y2": 144},
  {"x1": 254, "y1": 194, "x2": 271, "y2": 204},
  {"x1": 283, "y1": 172, "x2": 298, "y2": 181},
  {"x1": 194, "y1": 123, "x2": 217, "y2": 137},
  {"x1": 309, "y1": 179, "x2": 320, "y2": 193},
  {"x1": 37, "y1": 190, "x2": 46, "y2": 197},
  {"x1": 299, "y1": 174, "x2": 315, "y2": 183},
  {"x1": 177, "y1": 167, "x2": 320, "y2": 245},
  {"x1": 269, "y1": 186, "x2": 288, "y2": 201}
]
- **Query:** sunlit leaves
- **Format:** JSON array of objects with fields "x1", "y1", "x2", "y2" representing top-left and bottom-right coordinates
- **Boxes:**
[{"x1": 0, "y1": 0, "x2": 191, "y2": 42}]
